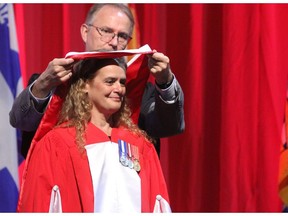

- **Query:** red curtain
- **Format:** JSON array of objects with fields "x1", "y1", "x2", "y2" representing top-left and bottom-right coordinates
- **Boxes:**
[{"x1": 13, "y1": 3, "x2": 288, "y2": 212}]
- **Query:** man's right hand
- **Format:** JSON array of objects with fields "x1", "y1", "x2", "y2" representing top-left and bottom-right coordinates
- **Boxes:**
[{"x1": 31, "y1": 58, "x2": 75, "y2": 98}]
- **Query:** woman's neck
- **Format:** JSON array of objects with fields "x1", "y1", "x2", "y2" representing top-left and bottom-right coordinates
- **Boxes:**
[{"x1": 90, "y1": 111, "x2": 113, "y2": 136}]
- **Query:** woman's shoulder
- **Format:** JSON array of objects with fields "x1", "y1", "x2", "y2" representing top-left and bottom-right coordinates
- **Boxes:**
[
  {"x1": 49, "y1": 125, "x2": 75, "y2": 136},
  {"x1": 38, "y1": 126, "x2": 76, "y2": 148}
]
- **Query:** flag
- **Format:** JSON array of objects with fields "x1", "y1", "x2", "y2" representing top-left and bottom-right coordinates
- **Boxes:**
[{"x1": 0, "y1": 3, "x2": 23, "y2": 212}]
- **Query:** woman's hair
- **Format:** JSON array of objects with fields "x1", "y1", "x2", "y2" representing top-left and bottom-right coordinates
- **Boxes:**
[
  {"x1": 57, "y1": 57, "x2": 151, "y2": 151},
  {"x1": 86, "y1": 4, "x2": 135, "y2": 35}
]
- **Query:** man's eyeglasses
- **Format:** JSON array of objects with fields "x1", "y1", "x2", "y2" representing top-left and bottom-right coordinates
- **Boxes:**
[{"x1": 88, "y1": 24, "x2": 132, "y2": 46}]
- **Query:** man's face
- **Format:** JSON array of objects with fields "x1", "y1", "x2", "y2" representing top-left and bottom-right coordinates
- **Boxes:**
[{"x1": 82, "y1": 5, "x2": 132, "y2": 51}]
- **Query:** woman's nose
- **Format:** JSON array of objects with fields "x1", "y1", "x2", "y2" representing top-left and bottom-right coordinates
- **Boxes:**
[{"x1": 113, "y1": 82, "x2": 124, "y2": 92}]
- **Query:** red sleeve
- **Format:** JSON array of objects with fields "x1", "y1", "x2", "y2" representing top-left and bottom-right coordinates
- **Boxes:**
[
  {"x1": 18, "y1": 131, "x2": 59, "y2": 212},
  {"x1": 139, "y1": 139, "x2": 170, "y2": 212},
  {"x1": 17, "y1": 130, "x2": 78, "y2": 212}
]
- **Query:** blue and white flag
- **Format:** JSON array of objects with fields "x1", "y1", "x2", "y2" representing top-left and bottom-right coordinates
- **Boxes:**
[{"x1": 0, "y1": 3, "x2": 23, "y2": 212}]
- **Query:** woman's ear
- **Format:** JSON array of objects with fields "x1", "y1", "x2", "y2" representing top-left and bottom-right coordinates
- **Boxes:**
[{"x1": 83, "y1": 81, "x2": 90, "y2": 94}]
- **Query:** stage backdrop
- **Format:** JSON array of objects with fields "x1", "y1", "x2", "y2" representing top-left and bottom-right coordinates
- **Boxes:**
[{"x1": 13, "y1": 3, "x2": 288, "y2": 212}]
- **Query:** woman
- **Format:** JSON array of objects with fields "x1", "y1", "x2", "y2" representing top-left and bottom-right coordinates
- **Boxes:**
[{"x1": 17, "y1": 57, "x2": 170, "y2": 213}]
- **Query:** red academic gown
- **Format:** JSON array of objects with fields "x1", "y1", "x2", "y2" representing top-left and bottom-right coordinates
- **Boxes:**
[{"x1": 17, "y1": 123, "x2": 169, "y2": 212}]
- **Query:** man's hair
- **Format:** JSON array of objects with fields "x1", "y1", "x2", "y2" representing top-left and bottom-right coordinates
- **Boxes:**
[{"x1": 86, "y1": 4, "x2": 135, "y2": 35}]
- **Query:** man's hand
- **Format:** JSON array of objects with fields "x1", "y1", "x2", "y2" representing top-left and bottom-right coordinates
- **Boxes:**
[
  {"x1": 148, "y1": 50, "x2": 173, "y2": 85},
  {"x1": 31, "y1": 58, "x2": 75, "y2": 98}
]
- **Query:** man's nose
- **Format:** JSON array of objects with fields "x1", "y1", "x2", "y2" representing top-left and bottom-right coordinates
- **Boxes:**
[{"x1": 108, "y1": 35, "x2": 119, "y2": 47}]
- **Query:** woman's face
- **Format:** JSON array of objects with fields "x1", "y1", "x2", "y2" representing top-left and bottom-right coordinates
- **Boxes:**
[{"x1": 85, "y1": 63, "x2": 126, "y2": 116}]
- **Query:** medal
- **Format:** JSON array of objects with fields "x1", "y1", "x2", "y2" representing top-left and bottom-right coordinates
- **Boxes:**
[
  {"x1": 122, "y1": 158, "x2": 129, "y2": 167},
  {"x1": 128, "y1": 159, "x2": 134, "y2": 169},
  {"x1": 127, "y1": 143, "x2": 134, "y2": 169},
  {"x1": 131, "y1": 144, "x2": 141, "y2": 172},
  {"x1": 118, "y1": 140, "x2": 128, "y2": 166},
  {"x1": 133, "y1": 159, "x2": 141, "y2": 172},
  {"x1": 118, "y1": 139, "x2": 141, "y2": 171},
  {"x1": 120, "y1": 155, "x2": 126, "y2": 164}
]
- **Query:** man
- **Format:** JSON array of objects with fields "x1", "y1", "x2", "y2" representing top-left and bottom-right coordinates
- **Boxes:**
[{"x1": 9, "y1": 4, "x2": 185, "y2": 157}]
